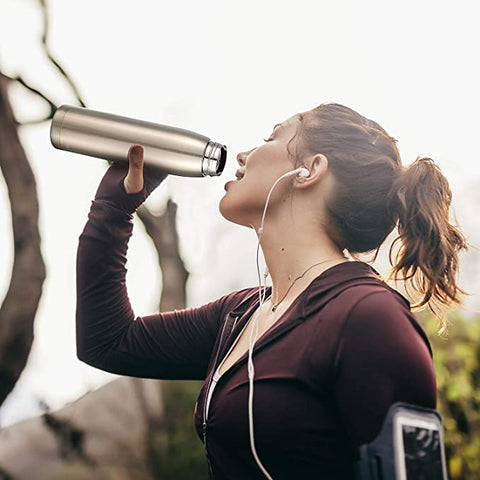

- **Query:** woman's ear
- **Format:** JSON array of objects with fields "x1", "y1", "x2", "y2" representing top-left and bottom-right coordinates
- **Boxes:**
[{"x1": 295, "y1": 153, "x2": 328, "y2": 186}]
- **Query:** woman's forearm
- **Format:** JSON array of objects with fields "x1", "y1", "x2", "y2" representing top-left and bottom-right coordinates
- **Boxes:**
[{"x1": 76, "y1": 199, "x2": 137, "y2": 366}]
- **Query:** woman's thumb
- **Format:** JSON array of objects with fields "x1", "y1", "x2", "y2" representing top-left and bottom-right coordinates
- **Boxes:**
[{"x1": 124, "y1": 145, "x2": 145, "y2": 194}]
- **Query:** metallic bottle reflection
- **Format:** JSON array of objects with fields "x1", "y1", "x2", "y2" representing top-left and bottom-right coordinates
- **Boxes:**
[{"x1": 50, "y1": 105, "x2": 227, "y2": 177}]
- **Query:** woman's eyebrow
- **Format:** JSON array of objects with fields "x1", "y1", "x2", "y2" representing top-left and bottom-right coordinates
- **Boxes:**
[{"x1": 272, "y1": 123, "x2": 283, "y2": 132}]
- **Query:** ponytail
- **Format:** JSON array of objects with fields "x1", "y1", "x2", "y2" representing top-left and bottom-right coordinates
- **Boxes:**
[
  {"x1": 387, "y1": 157, "x2": 468, "y2": 335},
  {"x1": 293, "y1": 104, "x2": 468, "y2": 335}
]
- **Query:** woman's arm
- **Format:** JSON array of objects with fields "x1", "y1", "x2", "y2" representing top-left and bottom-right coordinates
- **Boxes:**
[
  {"x1": 332, "y1": 290, "x2": 437, "y2": 448},
  {"x1": 76, "y1": 146, "x2": 237, "y2": 380}
]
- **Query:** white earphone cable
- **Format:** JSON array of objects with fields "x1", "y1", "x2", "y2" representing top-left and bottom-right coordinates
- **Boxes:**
[{"x1": 248, "y1": 167, "x2": 308, "y2": 479}]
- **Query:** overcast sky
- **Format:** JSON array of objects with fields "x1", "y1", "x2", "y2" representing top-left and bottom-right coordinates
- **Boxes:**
[{"x1": 0, "y1": 0, "x2": 479, "y2": 427}]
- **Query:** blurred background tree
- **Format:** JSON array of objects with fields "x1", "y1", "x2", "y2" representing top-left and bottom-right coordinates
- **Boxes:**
[{"x1": 0, "y1": 67, "x2": 46, "y2": 410}]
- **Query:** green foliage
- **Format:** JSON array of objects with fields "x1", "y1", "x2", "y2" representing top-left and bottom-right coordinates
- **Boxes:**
[
  {"x1": 420, "y1": 310, "x2": 480, "y2": 480},
  {"x1": 155, "y1": 380, "x2": 209, "y2": 480}
]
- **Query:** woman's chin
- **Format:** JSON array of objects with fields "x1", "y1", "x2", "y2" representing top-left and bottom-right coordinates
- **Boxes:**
[
  {"x1": 218, "y1": 194, "x2": 237, "y2": 223},
  {"x1": 218, "y1": 194, "x2": 251, "y2": 228}
]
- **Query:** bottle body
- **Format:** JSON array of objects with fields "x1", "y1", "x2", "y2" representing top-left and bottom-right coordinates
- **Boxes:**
[{"x1": 50, "y1": 105, "x2": 227, "y2": 177}]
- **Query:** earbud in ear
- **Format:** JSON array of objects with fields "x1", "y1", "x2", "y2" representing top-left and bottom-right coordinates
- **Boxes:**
[
  {"x1": 282, "y1": 167, "x2": 310, "y2": 179},
  {"x1": 296, "y1": 168, "x2": 310, "y2": 178}
]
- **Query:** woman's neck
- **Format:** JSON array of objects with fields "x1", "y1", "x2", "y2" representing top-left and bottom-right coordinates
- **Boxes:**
[{"x1": 257, "y1": 223, "x2": 347, "y2": 309}]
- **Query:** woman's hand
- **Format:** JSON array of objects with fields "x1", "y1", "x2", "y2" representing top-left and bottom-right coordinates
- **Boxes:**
[
  {"x1": 93, "y1": 144, "x2": 168, "y2": 214},
  {"x1": 124, "y1": 145, "x2": 146, "y2": 194}
]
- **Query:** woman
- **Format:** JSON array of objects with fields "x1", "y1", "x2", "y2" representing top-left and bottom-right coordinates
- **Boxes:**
[{"x1": 76, "y1": 103, "x2": 467, "y2": 479}]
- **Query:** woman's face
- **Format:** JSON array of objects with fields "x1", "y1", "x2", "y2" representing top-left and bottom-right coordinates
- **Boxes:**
[{"x1": 219, "y1": 114, "x2": 303, "y2": 229}]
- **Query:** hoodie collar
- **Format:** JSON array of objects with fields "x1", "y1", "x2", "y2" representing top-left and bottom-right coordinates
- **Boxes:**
[{"x1": 229, "y1": 261, "x2": 390, "y2": 319}]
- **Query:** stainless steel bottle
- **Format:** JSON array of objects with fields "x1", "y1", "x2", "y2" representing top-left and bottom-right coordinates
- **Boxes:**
[{"x1": 50, "y1": 105, "x2": 227, "y2": 177}]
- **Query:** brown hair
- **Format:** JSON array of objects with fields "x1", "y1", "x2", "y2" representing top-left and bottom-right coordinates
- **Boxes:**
[{"x1": 290, "y1": 103, "x2": 468, "y2": 335}]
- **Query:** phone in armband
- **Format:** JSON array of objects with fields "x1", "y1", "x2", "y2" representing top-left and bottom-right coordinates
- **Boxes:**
[{"x1": 354, "y1": 402, "x2": 449, "y2": 480}]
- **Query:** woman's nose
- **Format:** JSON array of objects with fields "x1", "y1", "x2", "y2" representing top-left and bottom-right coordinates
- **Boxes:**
[
  {"x1": 237, "y1": 152, "x2": 246, "y2": 167},
  {"x1": 237, "y1": 148, "x2": 255, "y2": 166}
]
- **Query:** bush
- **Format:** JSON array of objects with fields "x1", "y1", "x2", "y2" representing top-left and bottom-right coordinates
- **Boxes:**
[
  {"x1": 156, "y1": 380, "x2": 208, "y2": 480},
  {"x1": 421, "y1": 310, "x2": 480, "y2": 479}
]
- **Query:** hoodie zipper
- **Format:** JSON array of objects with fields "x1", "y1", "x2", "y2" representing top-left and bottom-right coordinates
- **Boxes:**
[{"x1": 202, "y1": 316, "x2": 237, "y2": 477}]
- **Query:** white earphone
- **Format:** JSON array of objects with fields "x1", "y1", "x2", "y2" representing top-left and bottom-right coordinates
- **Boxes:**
[
  {"x1": 248, "y1": 166, "x2": 310, "y2": 479},
  {"x1": 284, "y1": 167, "x2": 310, "y2": 178}
]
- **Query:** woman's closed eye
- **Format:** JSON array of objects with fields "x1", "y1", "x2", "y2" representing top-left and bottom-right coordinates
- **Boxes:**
[{"x1": 263, "y1": 136, "x2": 273, "y2": 142}]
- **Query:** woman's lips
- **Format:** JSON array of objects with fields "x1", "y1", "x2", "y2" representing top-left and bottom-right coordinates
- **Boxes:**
[
  {"x1": 225, "y1": 171, "x2": 245, "y2": 191},
  {"x1": 224, "y1": 180, "x2": 234, "y2": 191}
]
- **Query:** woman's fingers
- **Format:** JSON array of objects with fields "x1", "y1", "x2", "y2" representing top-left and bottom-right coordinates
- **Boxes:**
[{"x1": 124, "y1": 145, "x2": 145, "y2": 194}]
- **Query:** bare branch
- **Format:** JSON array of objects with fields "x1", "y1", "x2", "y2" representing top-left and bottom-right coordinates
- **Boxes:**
[
  {"x1": 0, "y1": 72, "x2": 56, "y2": 125},
  {"x1": 0, "y1": 0, "x2": 88, "y2": 126},
  {"x1": 42, "y1": 413, "x2": 96, "y2": 465},
  {"x1": 38, "y1": 0, "x2": 86, "y2": 109}
]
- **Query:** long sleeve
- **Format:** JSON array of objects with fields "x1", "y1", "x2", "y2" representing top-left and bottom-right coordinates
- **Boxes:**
[
  {"x1": 332, "y1": 290, "x2": 437, "y2": 448},
  {"x1": 76, "y1": 164, "x2": 239, "y2": 381}
]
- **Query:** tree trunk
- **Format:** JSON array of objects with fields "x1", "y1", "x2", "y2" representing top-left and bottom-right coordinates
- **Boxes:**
[
  {"x1": 137, "y1": 201, "x2": 189, "y2": 313},
  {"x1": 0, "y1": 70, "x2": 46, "y2": 407}
]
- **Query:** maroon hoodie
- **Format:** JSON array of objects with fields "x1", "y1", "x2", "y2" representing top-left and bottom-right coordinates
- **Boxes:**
[{"x1": 76, "y1": 170, "x2": 437, "y2": 480}]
